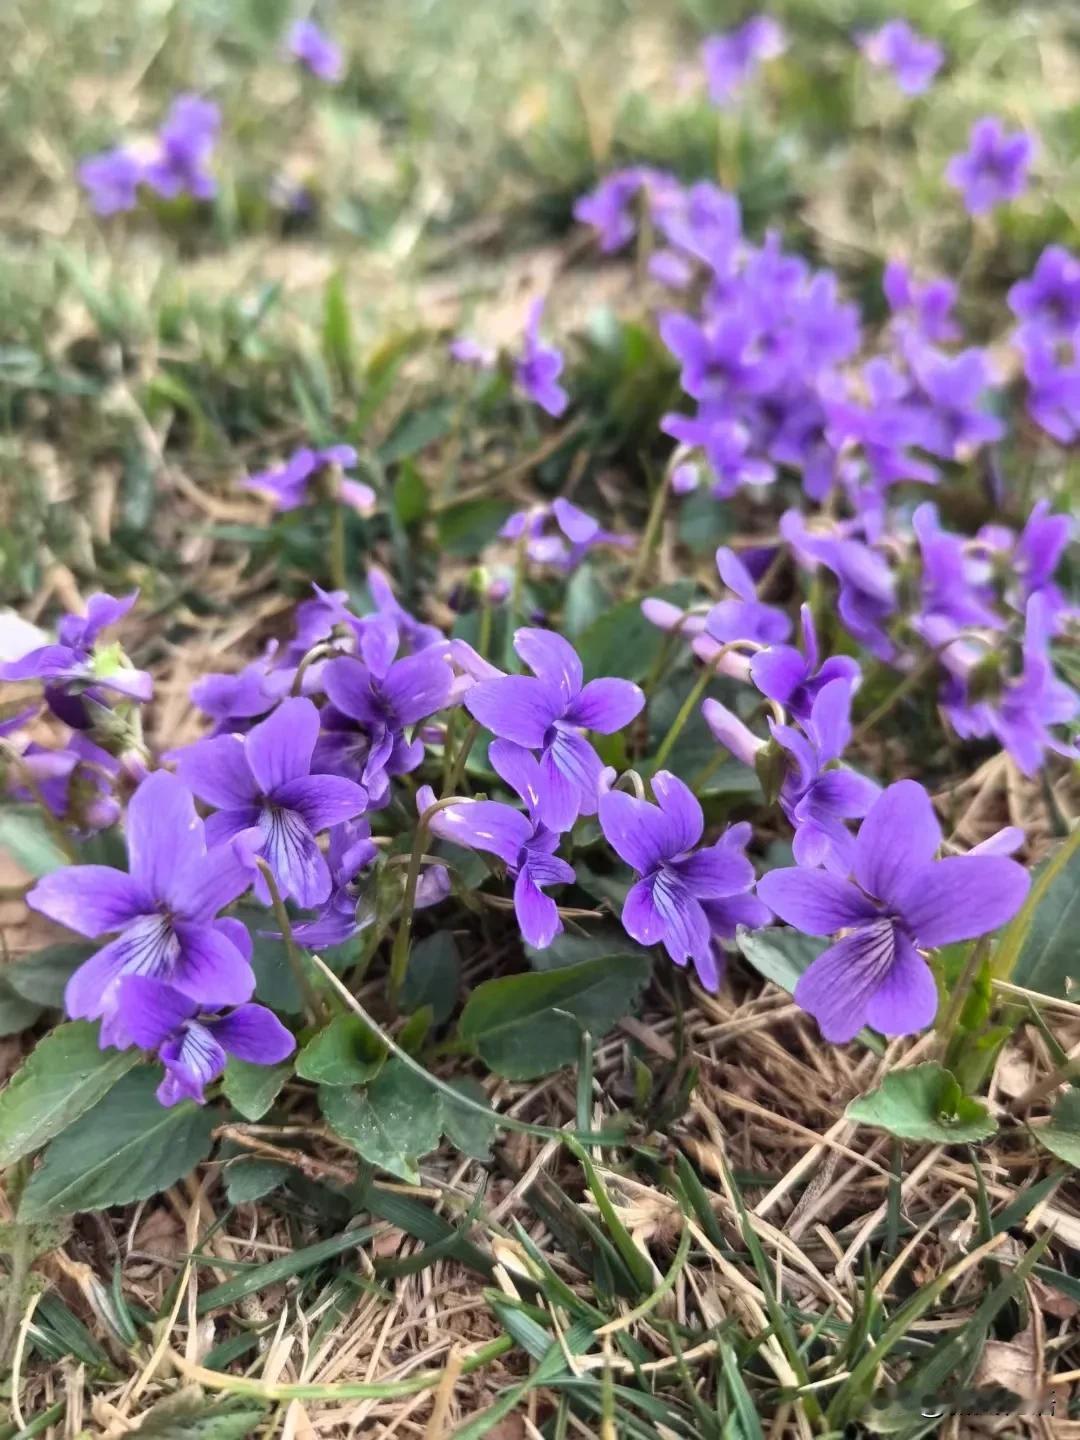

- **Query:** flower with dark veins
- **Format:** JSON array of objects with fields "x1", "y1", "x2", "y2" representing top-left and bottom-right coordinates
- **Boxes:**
[{"x1": 758, "y1": 780, "x2": 1030, "y2": 1041}]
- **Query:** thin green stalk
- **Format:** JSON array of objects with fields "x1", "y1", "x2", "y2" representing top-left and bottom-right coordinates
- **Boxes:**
[
  {"x1": 652, "y1": 641, "x2": 760, "y2": 771},
  {"x1": 936, "y1": 936, "x2": 990, "y2": 1056},
  {"x1": 0, "y1": 1161, "x2": 32, "y2": 1367},
  {"x1": 851, "y1": 650, "x2": 937, "y2": 745},
  {"x1": 630, "y1": 461, "x2": 672, "y2": 592},
  {"x1": 445, "y1": 718, "x2": 480, "y2": 796},
  {"x1": 329, "y1": 502, "x2": 347, "y2": 593},
  {"x1": 255, "y1": 859, "x2": 328, "y2": 1026},
  {"x1": 388, "y1": 793, "x2": 470, "y2": 1008}
]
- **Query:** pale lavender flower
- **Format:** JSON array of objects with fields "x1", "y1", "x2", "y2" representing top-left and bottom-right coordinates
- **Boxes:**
[
  {"x1": 145, "y1": 94, "x2": 220, "y2": 202},
  {"x1": 516, "y1": 301, "x2": 568, "y2": 417},
  {"x1": 861, "y1": 20, "x2": 943, "y2": 95},
  {"x1": 945, "y1": 117, "x2": 1034, "y2": 216},
  {"x1": 78, "y1": 147, "x2": 144, "y2": 215},
  {"x1": 243, "y1": 444, "x2": 375, "y2": 515},
  {"x1": 703, "y1": 17, "x2": 785, "y2": 107},
  {"x1": 450, "y1": 335, "x2": 497, "y2": 368},
  {"x1": 288, "y1": 19, "x2": 344, "y2": 82}
]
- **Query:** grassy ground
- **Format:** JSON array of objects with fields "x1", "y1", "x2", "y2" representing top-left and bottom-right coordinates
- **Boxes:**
[{"x1": 1, "y1": 1, "x2": 1080, "y2": 1436}]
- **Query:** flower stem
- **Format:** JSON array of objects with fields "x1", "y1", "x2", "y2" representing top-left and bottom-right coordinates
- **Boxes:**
[
  {"x1": 255, "y1": 858, "x2": 328, "y2": 1027},
  {"x1": 387, "y1": 793, "x2": 470, "y2": 1011},
  {"x1": 630, "y1": 460, "x2": 672, "y2": 593},
  {"x1": 652, "y1": 641, "x2": 761, "y2": 772},
  {"x1": 329, "y1": 502, "x2": 347, "y2": 593},
  {"x1": 445, "y1": 719, "x2": 480, "y2": 796},
  {"x1": 937, "y1": 935, "x2": 990, "y2": 1057},
  {"x1": 851, "y1": 650, "x2": 937, "y2": 746}
]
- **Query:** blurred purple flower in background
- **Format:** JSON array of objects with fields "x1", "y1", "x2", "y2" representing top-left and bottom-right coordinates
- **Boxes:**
[
  {"x1": 79, "y1": 148, "x2": 144, "y2": 215},
  {"x1": 703, "y1": 16, "x2": 785, "y2": 106},
  {"x1": 516, "y1": 301, "x2": 568, "y2": 416},
  {"x1": 145, "y1": 94, "x2": 220, "y2": 201},
  {"x1": 946, "y1": 117, "x2": 1034, "y2": 215},
  {"x1": 861, "y1": 20, "x2": 943, "y2": 95},
  {"x1": 500, "y1": 498, "x2": 632, "y2": 571},
  {"x1": 288, "y1": 19, "x2": 344, "y2": 82},
  {"x1": 243, "y1": 444, "x2": 374, "y2": 515}
]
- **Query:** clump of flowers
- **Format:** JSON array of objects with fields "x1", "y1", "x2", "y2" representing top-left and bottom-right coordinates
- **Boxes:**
[{"x1": 79, "y1": 95, "x2": 220, "y2": 214}]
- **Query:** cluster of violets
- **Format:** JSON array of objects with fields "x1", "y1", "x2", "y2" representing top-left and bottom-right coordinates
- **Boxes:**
[
  {"x1": 78, "y1": 18, "x2": 343, "y2": 216},
  {"x1": 11, "y1": 12, "x2": 1074, "y2": 1106}
]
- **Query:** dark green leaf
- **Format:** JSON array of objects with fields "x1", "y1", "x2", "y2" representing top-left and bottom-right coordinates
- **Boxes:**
[
  {"x1": 846, "y1": 1064, "x2": 997, "y2": 1143},
  {"x1": 319, "y1": 1061, "x2": 443, "y2": 1183},
  {"x1": 0, "y1": 1021, "x2": 140, "y2": 1167},
  {"x1": 1005, "y1": 826, "x2": 1080, "y2": 999},
  {"x1": 456, "y1": 952, "x2": 651, "y2": 1079},
  {"x1": 19, "y1": 1069, "x2": 216, "y2": 1220},
  {"x1": 563, "y1": 564, "x2": 610, "y2": 638},
  {"x1": 575, "y1": 583, "x2": 694, "y2": 681},
  {"x1": 441, "y1": 1077, "x2": 497, "y2": 1160},
  {"x1": 322, "y1": 270, "x2": 354, "y2": 390},
  {"x1": 196, "y1": 1225, "x2": 379, "y2": 1314},
  {"x1": 224, "y1": 1158, "x2": 291, "y2": 1204},
  {"x1": 436, "y1": 497, "x2": 516, "y2": 557},
  {"x1": 221, "y1": 1058, "x2": 291, "y2": 1122},
  {"x1": 118, "y1": 1391, "x2": 267, "y2": 1438},
  {"x1": 392, "y1": 459, "x2": 428, "y2": 527},
  {"x1": 1032, "y1": 1090, "x2": 1080, "y2": 1167},
  {"x1": 5, "y1": 943, "x2": 92, "y2": 1007},
  {"x1": 295, "y1": 1014, "x2": 387, "y2": 1087},
  {"x1": 0, "y1": 974, "x2": 44, "y2": 1037},
  {"x1": 399, "y1": 931, "x2": 460, "y2": 1024},
  {"x1": 379, "y1": 404, "x2": 451, "y2": 464},
  {"x1": 524, "y1": 924, "x2": 649, "y2": 973}
]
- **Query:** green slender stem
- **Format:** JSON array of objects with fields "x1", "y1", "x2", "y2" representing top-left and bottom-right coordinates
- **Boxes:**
[
  {"x1": 255, "y1": 859, "x2": 328, "y2": 1026},
  {"x1": 387, "y1": 794, "x2": 469, "y2": 1009},
  {"x1": 630, "y1": 461, "x2": 672, "y2": 592},
  {"x1": 937, "y1": 935, "x2": 990, "y2": 1056},
  {"x1": 329, "y1": 502, "x2": 347, "y2": 593},
  {"x1": 652, "y1": 641, "x2": 761, "y2": 772},
  {"x1": 851, "y1": 650, "x2": 937, "y2": 746},
  {"x1": 445, "y1": 719, "x2": 480, "y2": 796},
  {"x1": 0, "y1": 1160, "x2": 32, "y2": 1367}
]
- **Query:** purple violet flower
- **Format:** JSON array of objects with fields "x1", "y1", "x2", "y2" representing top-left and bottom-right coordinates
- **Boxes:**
[
  {"x1": 145, "y1": 94, "x2": 220, "y2": 202},
  {"x1": 1015, "y1": 329, "x2": 1080, "y2": 445},
  {"x1": 450, "y1": 335, "x2": 497, "y2": 369},
  {"x1": 465, "y1": 628, "x2": 644, "y2": 831},
  {"x1": 702, "y1": 17, "x2": 785, "y2": 107},
  {"x1": 288, "y1": 19, "x2": 345, "y2": 82},
  {"x1": 78, "y1": 147, "x2": 144, "y2": 215},
  {"x1": 27, "y1": 771, "x2": 257, "y2": 1039},
  {"x1": 907, "y1": 344, "x2": 1005, "y2": 460},
  {"x1": 861, "y1": 20, "x2": 943, "y2": 95},
  {"x1": 500, "y1": 499, "x2": 632, "y2": 571},
  {"x1": 882, "y1": 261, "x2": 959, "y2": 343},
  {"x1": 698, "y1": 547, "x2": 791, "y2": 659},
  {"x1": 516, "y1": 300, "x2": 568, "y2": 417},
  {"x1": 0, "y1": 591, "x2": 153, "y2": 728},
  {"x1": 289, "y1": 819, "x2": 378, "y2": 946},
  {"x1": 758, "y1": 780, "x2": 1030, "y2": 1042},
  {"x1": 662, "y1": 413, "x2": 776, "y2": 498},
  {"x1": 422, "y1": 740, "x2": 576, "y2": 947},
  {"x1": 782, "y1": 511, "x2": 898, "y2": 662},
  {"x1": 174, "y1": 696, "x2": 367, "y2": 908},
  {"x1": 9, "y1": 733, "x2": 122, "y2": 835},
  {"x1": 320, "y1": 624, "x2": 453, "y2": 803},
  {"x1": 945, "y1": 117, "x2": 1034, "y2": 216},
  {"x1": 243, "y1": 444, "x2": 374, "y2": 516},
  {"x1": 1008, "y1": 246, "x2": 1080, "y2": 338},
  {"x1": 598, "y1": 770, "x2": 759, "y2": 990},
  {"x1": 748, "y1": 604, "x2": 861, "y2": 722},
  {"x1": 117, "y1": 975, "x2": 294, "y2": 1106}
]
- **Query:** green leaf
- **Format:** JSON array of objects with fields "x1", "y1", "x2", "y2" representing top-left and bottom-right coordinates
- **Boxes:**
[
  {"x1": 322, "y1": 269, "x2": 354, "y2": 390},
  {"x1": 224, "y1": 1158, "x2": 291, "y2": 1204},
  {"x1": 1001, "y1": 825, "x2": 1080, "y2": 998},
  {"x1": 379, "y1": 404, "x2": 451, "y2": 465},
  {"x1": 5, "y1": 943, "x2": 92, "y2": 1007},
  {"x1": 0, "y1": 807, "x2": 69, "y2": 875},
  {"x1": 456, "y1": 952, "x2": 652, "y2": 1080},
  {"x1": 121, "y1": 1391, "x2": 267, "y2": 1438},
  {"x1": 845, "y1": 1064, "x2": 997, "y2": 1143},
  {"x1": 319, "y1": 1061, "x2": 443, "y2": 1183},
  {"x1": 0, "y1": 1022, "x2": 140, "y2": 1167},
  {"x1": 18, "y1": 1069, "x2": 216, "y2": 1221},
  {"x1": 441, "y1": 1078, "x2": 497, "y2": 1160},
  {"x1": 221, "y1": 1058, "x2": 291, "y2": 1122},
  {"x1": 563, "y1": 563, "x2": 610, "y2": 638},
  {"x1": 295, "y1": 1014, "x2": 387, "y2": 1087},
  {"x1": 399, "y1": 931, "x2": 460, "y2": 1024},
  {"x1": 524, "y1": 924, "x2": 649, "y2": 973},
  {"x1": 1032, "y1": 1090, "x2": 1080, "y2": 1168},
  {"x1": 736, "y1": 925, "x2": 825, "y2": 993},
  {"x1": 436, "y1": 497, "x2": 516, "y2": 557},
  {"x1": 0, "y1": 974, "x2": 44, "y2": 1037},
  {"x1": 575, "y1": 582, "x2": 694, "y2": 682},
  {"x1": 392, "y1": 459, "x2": 428, "y2": 528}
]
